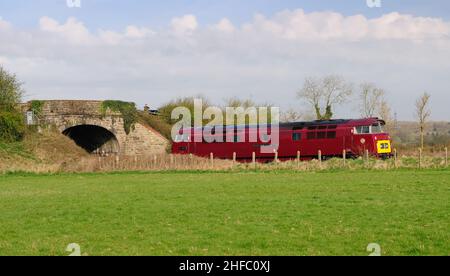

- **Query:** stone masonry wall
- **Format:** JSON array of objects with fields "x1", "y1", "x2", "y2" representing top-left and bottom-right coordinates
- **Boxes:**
[{"x1": 20, "y1": 100, "x2": 169, "y2": 156}]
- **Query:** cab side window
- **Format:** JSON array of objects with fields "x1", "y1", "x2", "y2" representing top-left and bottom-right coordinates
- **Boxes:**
[
  {"x1": 355, "y1": 126, "x2": 370, "y2": 134},
  {"x1": 292, "y1": 133, "x2": 301, "y2": 141},
  {"x1": 362, "y1": 126, "x2": 370, "y2": 134}
]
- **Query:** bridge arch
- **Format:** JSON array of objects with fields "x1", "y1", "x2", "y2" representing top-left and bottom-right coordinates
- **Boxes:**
[{"x1": 63, "y1": 124, "x2": 120, "y2": 154}]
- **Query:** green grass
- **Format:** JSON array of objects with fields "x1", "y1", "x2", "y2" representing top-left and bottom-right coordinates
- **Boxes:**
[{"x1": 0, "y1": 170, "x2": 449, "y2": 256}]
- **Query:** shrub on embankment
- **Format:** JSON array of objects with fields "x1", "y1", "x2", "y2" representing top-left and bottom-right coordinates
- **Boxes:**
[
  {"x1": 0, "y1": 110, "x2": 25, "y2": 142},
  {"x1": 0, "y1": 66, "x2": 25, "y2": 143}
]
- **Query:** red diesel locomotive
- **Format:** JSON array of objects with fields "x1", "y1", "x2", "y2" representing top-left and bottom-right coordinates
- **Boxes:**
[{"x1": 172, "y1": 118, "x2": 392, "y2": 161}]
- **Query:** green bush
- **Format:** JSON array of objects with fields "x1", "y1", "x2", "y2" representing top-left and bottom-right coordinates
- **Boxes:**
[
  {"x1": 30, "y1": 100, "x2": 44, "y2": 117},
  {"x1": 0, "y1": 66, "x2": 24, "y2": 112},
  {"x1": 101, "y1": 100, "x2": 138, "y2": 135},
  {"x1": 0, "y1": 110, "x2": 25, "y2": 142},
  {"x1": 138, "y1": 111, "x2": 172, "y2": 140}
]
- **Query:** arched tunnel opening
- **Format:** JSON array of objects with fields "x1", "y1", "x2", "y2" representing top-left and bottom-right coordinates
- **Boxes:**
[{"x1": 63, "y1": 125, "x2": 120, "y2": 154}]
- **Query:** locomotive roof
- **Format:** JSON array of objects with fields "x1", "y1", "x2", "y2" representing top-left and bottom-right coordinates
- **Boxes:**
[
  {"x1": 281, "y1": 118, "x2": 384, "y2": 128},
  {"x1": 280, "y1": 119, "x2": 350, "y2": 128},
  {"x1": 183, "y1": 118, "x2": 383, "y2": 131}
]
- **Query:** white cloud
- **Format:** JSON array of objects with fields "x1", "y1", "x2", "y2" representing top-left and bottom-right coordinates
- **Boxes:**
[
  {"x1": 39, "y1": 16, "x2": 93, "y2": 44},
  {"x1": 0, "y1": 56, "x2": 9, "y2": 65},
  {"x1": 0, "y1": 17, "x2": 12, "y2": 30},
  {"x1": 243, "y1": 10, "x2": 450, "y2": 41},
  {"x1": 370, "y1": 12, "x2": 450, "y2": 40},
  {"x1": 1, "y1": 10, "x2": 450, "y2": 120},
  {"x1": 170, "y1": 14, "x2": 198, "y2": 35},
  {"x1": 125, "y1": 25, "x2": 155, "y2": 39},
  {"x1": 98, "y1": 29, "x2": 123, "y2": 45},
  {"x1": 213, "y1": 18, "x2": 235, "y2": 33}
]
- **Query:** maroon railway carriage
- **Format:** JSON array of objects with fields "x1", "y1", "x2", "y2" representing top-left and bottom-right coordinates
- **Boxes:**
[{"x1": 172, "y1": 118, "x2": 392, "y2": 162}]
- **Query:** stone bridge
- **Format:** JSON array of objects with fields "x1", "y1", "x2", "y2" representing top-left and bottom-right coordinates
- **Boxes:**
[{"x1": 20, "y1": 100, "x2": 169, "y2": 156}]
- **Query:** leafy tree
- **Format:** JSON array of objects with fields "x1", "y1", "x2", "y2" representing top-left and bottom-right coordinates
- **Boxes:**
[
  {"x1": 158, "y1": 96, "x2": 212, "y2": 126},
  {"x1": 0, "y1": 66, "x2": 24, "y2": 111},
  {"x1": 0, "y1": 66, "x2": 25, "y2": 142}
]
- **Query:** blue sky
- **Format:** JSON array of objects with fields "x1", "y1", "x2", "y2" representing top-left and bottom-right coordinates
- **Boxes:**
[
  {"x1": 1, "y1": 0, "x2": 449, "y2": 30},
  {"x1": 1, "y1": 1, "x2": 450, "y2": 120}
]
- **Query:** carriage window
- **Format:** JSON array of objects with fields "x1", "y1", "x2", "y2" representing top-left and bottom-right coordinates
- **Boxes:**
[
  {"x1": 308, "y1": 126, "x2": 317, "y2": 130},
  {"x1": 317, "y1": 132, "x2": 327, "y2": 139},
  {"x1": 328, "y1": 125, "x2": 337, "y2": 129},
  {"x1": 307, "y1": 132, "x2": 316, "y2": 139},
  {"x1": 327, "y1": 131, "x2": 337, "y2": 139},
  {"x1": 292, "y1": 133, "x2": 302, "y2": 141},
  {"x1": 318, "y1": 126, "x2": 327, "y2": 130}
]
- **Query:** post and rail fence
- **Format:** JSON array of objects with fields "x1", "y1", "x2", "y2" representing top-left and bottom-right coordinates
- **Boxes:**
[{"x1": 93, "y1": 146, "x2": 450, "y2": 172}]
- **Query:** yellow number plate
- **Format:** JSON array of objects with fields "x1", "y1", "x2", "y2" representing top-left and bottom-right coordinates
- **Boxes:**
[{"x1": 377, "y1": 140, "x2": 391, "y2": 154}]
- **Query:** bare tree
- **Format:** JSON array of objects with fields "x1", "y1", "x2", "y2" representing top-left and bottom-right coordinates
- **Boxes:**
[
  {"x1": 224, "y1": 97, "x2": 256, "y2": 109},
  {"x1": 359, "y1": 82, "x2": 385, "y2": 118},
  {"x1": 415, "y1": 92, "x2": 431, "y2": 149},
  {"x1": 280, "y1": 108, "x2": 303, "y2": 123},
  {"x1": 379, "y1": 98, "x2": 392, "y2": 121},
  {"x1": 298, "y1": 75, "x2": 353, "y2": 120}
]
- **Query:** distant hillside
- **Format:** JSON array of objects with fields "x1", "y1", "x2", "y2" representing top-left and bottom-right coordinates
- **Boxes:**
[{"x1": 391, "y1": 121, "x2": 450, "y2": 147}]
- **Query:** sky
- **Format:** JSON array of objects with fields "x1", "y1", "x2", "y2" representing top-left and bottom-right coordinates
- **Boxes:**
[{"x1": 0, "y1": 0, "x2": 449, "y2": 120}]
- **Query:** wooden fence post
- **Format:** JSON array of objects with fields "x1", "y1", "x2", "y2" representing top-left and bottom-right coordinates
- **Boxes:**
[
  {"x1": 252, "y1": 152, "x2": 256, "y2": 169},
  {"x1": 343, "y1": 149, "x2": 347, "y2": 166},
  {"x1": 297, "y1": 151, "x2": 301, "y2": 168},
  {"x1": 274, "y1": 151, "x2": 278, "y2": 163},
  {"x1": 419, "y1": 148, "x2": 423, "y2": 169},
  {"x1": 115, "y1": 155, "x2": 120, "y2": 171},
  {"x1": 210, "y1": 153, "x2": 214, "y2": 168},
  {"x1": 445, "y1": 147, "x2": 448, "y2": 167},
  {"x1": 233, "y1": 152, "x2": 237, "y2": 165},
  {"x1": 394, "y1": 149, "x2": 398, "y2": 169},
  {"x1": 318, "y1": 150, "x2": 322, "y2": 165}
]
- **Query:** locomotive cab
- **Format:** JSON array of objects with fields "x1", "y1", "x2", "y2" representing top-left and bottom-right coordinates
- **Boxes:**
[{"x1": 352, "y1": 119, "x2": 392, "y2": 158}]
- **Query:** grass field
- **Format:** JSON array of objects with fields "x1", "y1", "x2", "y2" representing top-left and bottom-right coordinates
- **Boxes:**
[{"x1": 0, "y1": 170, "x2": 449, "y2": 256}]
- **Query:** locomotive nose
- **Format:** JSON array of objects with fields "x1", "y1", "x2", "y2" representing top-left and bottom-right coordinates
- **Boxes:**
[{"x1": 376, "y1": 138, "x2": 392, "y2": 154}]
